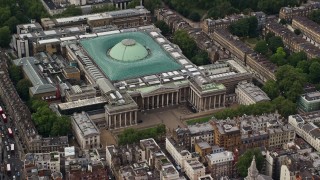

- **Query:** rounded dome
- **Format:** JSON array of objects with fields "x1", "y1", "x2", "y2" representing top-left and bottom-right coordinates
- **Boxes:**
[{"x1": 108, "y1": 39, "x2": 149, "y2": 62}]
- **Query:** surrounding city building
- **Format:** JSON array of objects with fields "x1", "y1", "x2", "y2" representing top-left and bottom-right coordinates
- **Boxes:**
[
  {"x1": 202, "y1": 14, "x2": 247, "y2": 34},
  {"x1": 279, "y1": 2, "x2": 320, "y2": 22},
  {"x1": 24, "y1": 152, "x2": 62, "y2": 179},
  {"x1": 236, "y1": 81, "x2": 270, "y2": 105},
  {"x1": 289, "y1": 112, "x2": 320, "y2": 152},
  {"x1": 298, "y1": 91, "x2": 320, "y2": 112},
  {"x1": 264, "y1": 20, "x2": 320, "y2": 59},
  {"x1": 188, "y1": 122, "x2": 214, "y2": 149},
  {"x1": 212, "y1": 29, "x2": 277, "y2": 82},
  {"x1": 184, "y1": 159, "x2": 205, "y2": 180},
  {"x1": 206, "y1": 150, "x2": 234, "y2": 179},
  {"x1": 244, "y1": 156, "x2": 272, "y2": 180},
  {"x1": 71, "y1": 112, "x2": 101, "y2": 149},
  {"x1": 292, "y1": 16, "x2": 320, "y2": 47}
]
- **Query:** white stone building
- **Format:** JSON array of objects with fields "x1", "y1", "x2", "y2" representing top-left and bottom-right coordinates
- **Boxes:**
[
  {"x1": 206, "y1": 151, "x2": 234, "y2": 179},
  {"x1": 236, "y1": 81, "x2": 270, "y2": 105},
  {"x1": 71, "y1": 112, "x2": 100, "y2": 149},
  {"x1": 184, "y1": 159, "x2": 205, "y2": 180}
]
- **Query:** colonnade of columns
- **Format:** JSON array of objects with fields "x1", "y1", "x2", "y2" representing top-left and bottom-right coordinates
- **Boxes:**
[
  {"x1": 142, "y1": 91, "x2": 179, "y2": 110},
  {"x1": 189, "y1": 89, "x2": 225, "y2": 112},
  {"x1": 106, "y1": 111, "x2": 138, "y2": 129},
  {"x1": 115, "y1": 2, "x2": 128, "y2": 9}
]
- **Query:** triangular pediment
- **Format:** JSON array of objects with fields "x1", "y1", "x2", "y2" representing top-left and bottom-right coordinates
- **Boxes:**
[{"x1": 140, "y1": 84, "x2": 178, "y2": 97}]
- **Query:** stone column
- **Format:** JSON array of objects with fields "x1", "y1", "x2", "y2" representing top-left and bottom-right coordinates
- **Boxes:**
[
  {"x1": 129, "y1": 111, "x2": 132, "y2": 125},
  {"x1": 120, "y1": 113, "x2": 123, "y2": 127},
  {"x1": 135, "y1": 111, "x2": 137, "y2": 124},
  {"x1": 213, "y1": 95, "x2": 216, "y2": 109},
  {"x1": 167, "y1": 93, "x2": 169, "y2": 106},
  {"x1": 209, "y1": 97, "x2": 212, "y2": 110},
  {"x1": 162, "y1": 94, "x2": 164, "y2": 107},
  {"x1": 147, "y1": 97, "x2": 150, "y2": 110},
  {"x1": 152, "y1": 96, "x2": 155, "y2": 109},
  {"x1": 142, "y1": 97, "x2": 145, "y2": 110},
  {"x1": 223, "y1": 94, "x2": 226, "y2": 107},
  {"x1": 157, "y1": 95, "x2": 159, "y2": 108},
  {"x1": 125, "y1": 112, "x2": 127, "y2": 127},
  {"x1": 172, "y1": 92, "x2": 174, "y2": 105},
  {"x1": 204, "y1": 97, "x2": 207, "y2": 111},
  {"x1": 218, "y1": 94, "x2": 221, "y2": 108},
  {"x1": 176, "y1": 92, "x2": 179, "y2": 105}
]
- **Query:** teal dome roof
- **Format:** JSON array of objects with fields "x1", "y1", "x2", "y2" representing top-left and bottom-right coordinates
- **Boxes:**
[{"x1": 109, "y1": 39, "x2": 148, "y2": 62}]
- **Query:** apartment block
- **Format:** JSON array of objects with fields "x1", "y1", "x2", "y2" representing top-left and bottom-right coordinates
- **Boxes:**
[
  {"x1": 206, "y1": 151, "x2": 234, "y2": 179},
  {"x1": 279, "y1": 2, "x2": 320, "y2": 22},
  {"x1": 236, "y1": 81, "x2": 270, "y2": 105},
  {"x1": 184, "y1": 159, "x2": 205, "y2": 180}
]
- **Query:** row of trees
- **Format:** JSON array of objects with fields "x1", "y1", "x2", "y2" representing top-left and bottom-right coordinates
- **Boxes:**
[
  {"x1": 30, "y1": 99, "x2": 71, "y2": 137},
  {"x1": 214, "y1": 96, "x2": 296, "y2": 120},
  {"x1": 173, "y1": 30, "x2": 210, "y2": 65},
  {"x1": 128, "y1": 0, "x2": 162, "y2": 13},
  {"x1": 118, "y1": 124, "x2": 166, "y2": 145},
  {"x1": 163, "y1": 0, "x2": 202, "y2": 22},
  {"x1": 229, "y1": 16, "x2": 258, "y2": 37},
  {"x1": 237, "y1": 148, "x2": 264, "y2": 177},
  {"x1": 163, "y1": 0, "x2": 301, "y2": 20}
]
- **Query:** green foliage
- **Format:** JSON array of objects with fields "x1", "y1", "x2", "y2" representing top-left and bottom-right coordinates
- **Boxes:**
[
  {"x1": 262, "y1": 80, "x2": 279, "y2": 99},
  {"x1": 254, "y1": 40, "x2": 268, "y2": 55},
  {"x1": 54, "y1": 5, "x2": 82, "y2": 18},
  {"x1": 16, "y1": 79, "x2": 32, "y2": 101},
  {"x1": 309, "y1": 61, "x2": 320, "y2": 83},
  {"x1": 154, "y1": 21, "x2": 170, "y2": 35},
  {"x1": 186, "y1": 116, "x2": 212, "y2": 125},
  {"x1": 276, "y1": 65, "x2": 306, "y2": 102},
  {"x1": 214, "y1": 101, "x2": 276, "y2": 120},
  {"x1": 31, "y1": 99, "x2": 71, "y2": 137},
  {"x1": 188, "y1": 12, "x2": 201, "y2": 22},
  {"x1": 229, "y1": 16, "x2": 258, "y2": 37},
  {"x1": 279, "y1": 18, "x2": 287, "y2": 25},
  {"x1": 237, "y1": 148, "x2": 264, "y2": 177},
  {"x1": 118, "y1": 124, "x2": 166, "y2": 145},
  {"x1": 0, "y1": 26, "x2": 11, "y2": 47},
  {"x1": 272, "y1": 96, "x2": 297, "y2": 118},
  {"x1": 91, "y1": 5, "x2": 116, "y2": 13},
  {"x1": 8, "y1": 64, "x2": 23, "y2": 85},
  {"x1": 267, "y1": 36, "x2": 284, "y2": 53},
  {"x1": 173, "y1": 30, "x2": 210, "y2": 65},
  {"x1": 294, "y1": 29, "x2": 301, "y2": 35},
  {"x1": 270, "y1": 47, "x2": 286, "y2": 66},
  {"x1": 287, "y1": 51, "x2": 307, "y2": 67},
  {"x1": 309, "y1": 9, "x2": 320, "y2": 24}
]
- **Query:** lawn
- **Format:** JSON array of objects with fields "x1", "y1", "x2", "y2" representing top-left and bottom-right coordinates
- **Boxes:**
[
  {"x1": 244, "y1": 38, "x2": 259, "y2": 48},
  {"x1": 186, "y1": 116, "x2": 213, "y2": 125}
]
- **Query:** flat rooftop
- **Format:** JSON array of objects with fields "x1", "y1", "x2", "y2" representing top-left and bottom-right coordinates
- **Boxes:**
[
  {"x1": 72, "y1": 112, "x2": 100, "y2": 137},
  {"x1": 80, "y1": 31, "x2": 182, "y2": 81}
]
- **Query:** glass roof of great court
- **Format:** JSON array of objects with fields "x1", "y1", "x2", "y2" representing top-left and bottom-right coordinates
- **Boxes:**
[{"x1": 80, "y1": 32, "x2": 182, "y2": 81}]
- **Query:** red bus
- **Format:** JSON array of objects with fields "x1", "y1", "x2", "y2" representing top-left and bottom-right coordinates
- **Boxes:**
[
  {"x1": 0, "y1": 106, "x2": 3, "y2": 114},
  {"x1": 2, "y1": 114, "x2": 7, "y2": 123},
  {"x1": 8, "y1": 128, "x2": 13, "y2": 138}
]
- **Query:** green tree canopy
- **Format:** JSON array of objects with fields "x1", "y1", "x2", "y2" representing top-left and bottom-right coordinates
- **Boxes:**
[
  {"x1": 229, "y1": 17, "x2": 258, "y2": 37},
  {"x1": 254, "y1": 40, "x2": 268, "y2": 55},
  {"x1": 16, "y1": 79, "x2": 32, "y2": 101},
  {"x1": 0, "y1": 26, "x2": 11, "y2": 47},
  {"x1": 173, "y1": 30, "x2": 197, "y2": 59},
  {"x1": 188, "y1": 12, "x2": 201, "y2": 22},
  {"x1": 309, "y1": 61, "x2": 320, "y2": 83},
  {"x1": 8, "y1": 64, "x2": 23, "y2": 85},
  {"x1": 287, "y1": 51, "x2": 307, "y2": 67},
  {"x1": 237, "y1": 148, "x2": 264, "y2": 177},
  {"x1": 267, "y1": 36, "x2": 284, "y2": 53},
  {"x1": 271, "y1": 47, "x2": 286, "y2": 66},
  {"x1": 154, "y1": 20, "x2": 170, "y2": 35},
  {"x1": 294, "y1": 29, "x2": 301, "y2": 35},
  {"x1": 262, "y1": 80, "x2": 279, "y2": 99},
  {"x1": 309, "y1": 9, "x2": 320, "y2": 24}
]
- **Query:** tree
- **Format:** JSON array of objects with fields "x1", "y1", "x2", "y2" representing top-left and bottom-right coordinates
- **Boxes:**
[
  {"x1": 173, "y1": 30, "x2": 197, "y2": 59},
  {"x1": 296, "y1": 60, "x2": 311, "y2": 73},
  {"x1": 309, "y1": 9, "x2": 320, "y2": 24},
  {"x1": 270, "y1": 47, "x2": 286, "y2": 66},
  {"x1": 279, "y1": 18, "x2": 287, "y2": 25},
  {"x1": 254, "y1": 40, "x2": 268, "y2": 55},
  {"x1": 272, "y1": 96, "x2": 297, "y2": 117},
  {"x1": 309, "y1": 61, "x2": 320, "y2": 83},
  {"x1": 288, "y1": 51, "x2": 307, "y2": 67},
  {"x1": 267, "y1": 36, "x2": 284, "y2": 53},
  {"x1": 188, "y1": 12, "x2": 201, "y2": 22},
  {"x1": 154, "y1": 20, "x2": 170, "y2": 35},
  {"x1": 8, "y1": 65, "x2": 22, "y2": 85},
  {"x1": 191, "y1": 50, "x2": 210, "y2": 65},
  {"x1": 0, "y1": 26, "x2": 11, "y2": 47},
  {"x1": 16, "y1": 79, "x2": 32, "y2": 101},
  {"x1": 294, "y1": 29, "x2": 301, "y2": 35},
  {"x1": 4, "y1": 16, "x2": 19, "y2": 33},
  {"x1": 237, "y1": 148, "x2": 264, "y2": 177},
  {"x1": 262, "y1": 80, "x2": 279, "y2": 99}
]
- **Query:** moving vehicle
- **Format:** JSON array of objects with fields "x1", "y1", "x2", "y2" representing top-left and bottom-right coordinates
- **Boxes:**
[
  {"x1": 2, "y1": 113, "x2": 7, "y2": 123},
  {"x1": 8, "y1": 128, "x2": 13, "y2": 138}
]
